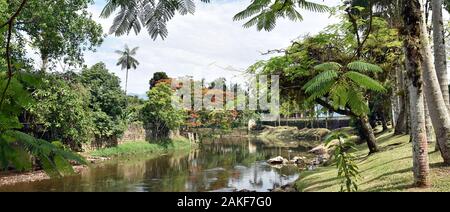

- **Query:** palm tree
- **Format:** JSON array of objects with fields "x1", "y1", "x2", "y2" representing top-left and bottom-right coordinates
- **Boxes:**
[
  {"x1": 116, "y1": 45, "x2": 139, "y2": 96},
  {"x1": 432, "y1": 0, "x2": 450, "y2": 112},
  {"x1": 402, "y1": 0, "x2": 431, "y2": 187},
  {"x1": 303, "y1": 61, "x2": 386, "y2": 154}
]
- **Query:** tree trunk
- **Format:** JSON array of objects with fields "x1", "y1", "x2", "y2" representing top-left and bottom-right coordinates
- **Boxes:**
[
  {"x1": 41, "y1": 54, "x2": 49, "y2": 72},
  {"x1": 402, "y1": 0, "x2": 431, "y2": 187},
  {"x1": 424, "y1": 97, "x2": 435, "y2": 143},
  {"x1": 380, "y1": 110, "x2": 388, "y2": 132},
  {"x1": 125, "y1": 68, "x2": 129, "y2": 96},
  {"x1": 432, "y1": 0, "x2": 450, "y2": 112},
  {"x1": 395, "y1": 67, "x2": 407, "y2": 135},
  {"x1": 419, "y1": 2, "x2": 450, "y2": 164},
  {"x1": 360, "y1": 115, "x2": 379, "y2": 154}
]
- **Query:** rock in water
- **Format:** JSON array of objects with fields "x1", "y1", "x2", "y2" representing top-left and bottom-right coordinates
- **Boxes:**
[
  {"x1": 267, "y1": 156, "x2": 288, "y2": 165},
  {"x1": 290, "y1": 156, "x2": 306, "y2": 165}
]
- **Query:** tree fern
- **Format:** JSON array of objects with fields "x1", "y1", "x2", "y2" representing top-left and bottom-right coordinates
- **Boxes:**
[
  {"x1": 347, "y1": 61, "x2": 383, "y2": 73},
  {"x1": 344, "y1": 71, "x2": 386, "y2": 92}
]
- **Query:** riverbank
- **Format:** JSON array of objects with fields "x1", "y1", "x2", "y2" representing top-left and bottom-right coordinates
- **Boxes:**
[
  {"x1": 0, "y1": 137, "x2": 193, "y2": 187},
  {"x1": 88, "y1": 137, "x2": 192, "y2": 158},
  {"x1": 295, "y1": 132, "x2": 450, "y2": 192}
]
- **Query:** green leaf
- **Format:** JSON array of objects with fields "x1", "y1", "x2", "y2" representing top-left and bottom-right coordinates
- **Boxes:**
[
  {"x1": 344, "y1": 71, "x2": 386, "y2": 92},
  {"x1": 314, "y1": 62, "x2": 342, "y2": 72},
  {"x1": 347, "y1": 61, "x2": 383, "y2": 73},
  {"x1": 303, "y1": 70, "x2": 338, "y2": 93}
]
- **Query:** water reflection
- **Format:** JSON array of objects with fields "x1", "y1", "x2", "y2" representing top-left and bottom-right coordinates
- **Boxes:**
[{"x1": 0, "y1": 137, "x2": 307, "y2": 192}]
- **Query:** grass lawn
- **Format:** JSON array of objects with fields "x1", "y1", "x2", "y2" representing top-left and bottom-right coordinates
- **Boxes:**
[
  {"x1": 89, "y1": 137, "x2": 192, "y2": 158},
  {"x1": 295, "y1": 131, "x2": 450, "y2": 192}
]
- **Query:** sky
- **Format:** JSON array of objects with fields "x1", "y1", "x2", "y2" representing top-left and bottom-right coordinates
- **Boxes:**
[{"x1": 83, "y1": 0, "x2": 341, "y2": 96}]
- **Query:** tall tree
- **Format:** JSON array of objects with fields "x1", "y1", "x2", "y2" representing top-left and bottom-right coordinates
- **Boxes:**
[
  {"x1": 402, "y1": 0, "x2": 430, "y2": 187},
  {"x1": 421, "y1": 7, "x2": 450, "y2": 164},
  {"x1": 432, "y1": 0, "x2": 450, "y2": 112},
  {"x1": 16, "y1": 0, "x2": 103, "y2": 71},
  {"x1": 116, "y1": 45, "x2": 139, "y2": 96}
]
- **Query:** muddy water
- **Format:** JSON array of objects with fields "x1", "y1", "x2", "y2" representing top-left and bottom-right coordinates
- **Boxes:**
[{"x1": 0, "y1": 138, "x2": 310, "y2": 192}]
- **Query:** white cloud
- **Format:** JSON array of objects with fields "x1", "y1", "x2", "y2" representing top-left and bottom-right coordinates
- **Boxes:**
[{"x1": 85, "y1": 0, "x2": 341, "y2": 95}]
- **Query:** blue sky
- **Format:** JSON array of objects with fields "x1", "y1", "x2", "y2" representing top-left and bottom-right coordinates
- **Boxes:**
[{"x1": 83, "y1": 0, "x2": 341, "y2": 96}]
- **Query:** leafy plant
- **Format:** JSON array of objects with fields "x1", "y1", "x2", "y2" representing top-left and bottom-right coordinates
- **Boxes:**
[
  {"x1": 303, "y1": 61, "x2": 386, "y2": 116},
  {"x1": 81, "y1": 63, "x2": 127, "y2": 143},
  {"x1": 141, "y1": 83, "x2": 185, "y2": 140},
  {"x1": 325, "y1": 131, "x2": 360, "y2": 192},
  {"x1": 0, "y1": 71, "x2": 86, "y2": 176}
]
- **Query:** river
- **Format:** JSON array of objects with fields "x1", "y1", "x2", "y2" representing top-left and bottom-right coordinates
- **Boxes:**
[{"x1": 0, "y1": 137, "x2": 310, "y2": 192}]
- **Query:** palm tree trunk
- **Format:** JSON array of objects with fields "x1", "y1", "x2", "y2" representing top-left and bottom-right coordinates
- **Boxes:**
[
  {"x1": 403, "y1": 0, "x2": 430, "y2": 187},
  {"x1": 419, "y1": 2, "x2": 450, "y2": 164},
  {"x1": 395, "y1": 66, "x2": 407, "y2": 135},
  {"x1": 125, "y1": 68, "x2": 129, "y2": 96},
  {"x1": 424, "y1": 97, "x2": 435, "y2": 143},
  {"x1": 432, "y1": 0, "x2": 450, "y2": 112}
]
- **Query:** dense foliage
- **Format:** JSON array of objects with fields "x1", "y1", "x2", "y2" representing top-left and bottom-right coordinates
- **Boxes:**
[
  {"x1": 81, "y1": 63, "x2": 127, "y2": 147},
  {"x1": 141, "y1": 83, "x2": 185, "y2": 140},
  {"x1": 27, "y1": 72, "x2": 93, "y2": 151}
]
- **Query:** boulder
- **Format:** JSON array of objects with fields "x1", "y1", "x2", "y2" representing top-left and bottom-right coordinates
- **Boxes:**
[
  {"x1": 308, "y1": 144, "x2": 328, "y2": 155},
  {"x1": 248, "y1": 119, "x2": 257, "y2": 131},
  {"x1": 267, "y1": 156, "x2": 288, "y2": 165},
  {"x1": 290, "y1": 156, "x2": 307, "y2": 165}
]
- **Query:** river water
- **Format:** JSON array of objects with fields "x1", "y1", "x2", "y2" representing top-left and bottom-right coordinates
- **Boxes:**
[{"x1": 0, "y1": 137, "x2": 309, "y2": 192}]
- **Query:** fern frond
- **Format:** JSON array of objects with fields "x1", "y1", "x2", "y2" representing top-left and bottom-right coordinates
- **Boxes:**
[
  {"x1": 177, "y1": 0, "x2": 196, "y2": 15},
  {"x1": 233, "y1": 0, "x2": 272, "y2": 21},
  {"x1": 330, "y1": 84, "x2": 349, "y2": 110},
  {"x1": 314, "y1": 62, "x2": 342, "y2": 72},
  {"x1": 347, "y1": 61, "x2": 383, "y2": 73},
  {"x1": 297, "y1": 0, "x2": 330, "y2": 13},
  {"x1": 306, "y1": 81, "x2": 335, "y2": 102},
  {"x1": 347, "y1": 89, "x2": 369, "y2": 116},
  {"x1": 344, "y1": 71, "x2": 386, "y2": 92},
  {"x1": 303, "y1": 70, "x2": 338, "y2": 93},
  {"x1": 3, "y1": 131, "x2": 86, "y2": 177}
]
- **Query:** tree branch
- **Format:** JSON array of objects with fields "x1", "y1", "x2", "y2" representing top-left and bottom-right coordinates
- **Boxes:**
[
  {"x1": 0, "y1": 0, "x2": 29, "y2": 109},
  {"x1": 315, "y1": 98, "x2": 357, "y2": 117},
  {"x1": 0, "y1": 0, "x2": 28, "y2": 29},
  {"x1": 0, "y1": 22, "x2": 14, "y2": 108}
]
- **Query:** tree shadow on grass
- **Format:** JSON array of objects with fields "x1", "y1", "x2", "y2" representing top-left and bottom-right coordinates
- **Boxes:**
[
  {"x1": 430, "y1": 162, "x2": 449, "y2": 169},
  {"x1": 365, "y1": 181, "x2": 414, "y2": 192},
  {"x1": 360, "y1": 167, "x2": 411, "y2": 191},
  {"x1": 358, "y1": 156, "x2": 412, "y2": 174}
]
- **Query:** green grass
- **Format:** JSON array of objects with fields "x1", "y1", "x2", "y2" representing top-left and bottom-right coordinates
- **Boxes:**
[
  {"x1": 89, "y1": 137, "x2": 192, "y2": 158},
  {"x1": 295, "y1": 131, "x2": 450, "y2": 192}
]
